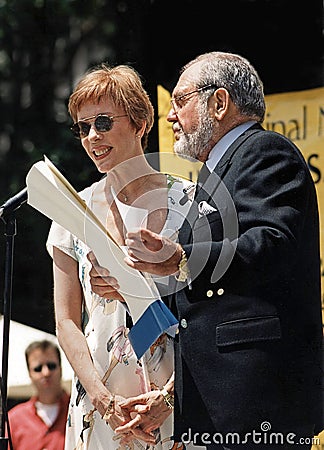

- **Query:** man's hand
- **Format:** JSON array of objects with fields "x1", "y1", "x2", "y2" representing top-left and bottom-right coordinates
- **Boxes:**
[
  {"x1": 87, "y1": 251, "x2": 125, "y2": 302},
  {"x1": 115, "y1": 390, "x2": 173, "y2": 444},
  {"x1": 124, "y1": 228, "x2": 182, "y2": 276}
]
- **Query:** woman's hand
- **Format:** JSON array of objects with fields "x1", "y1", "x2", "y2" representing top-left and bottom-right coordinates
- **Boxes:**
[
  {"x1": 87, "y1": 251, "x2": 126, "y2": 302},
  {"x1": 114, "y1": 390, "x2": 173, "y2": 444},
  {"x1": 103, "y1": 394, "x2": 131, "y2": 430},
  {"x1": 103, "y1": 393, "x2": 158, "y2": 445}
]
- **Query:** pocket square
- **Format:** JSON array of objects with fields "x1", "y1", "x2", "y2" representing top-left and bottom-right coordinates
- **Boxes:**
[{"x1": 198, "y1": 201, "x2": 218, "y2": 217}]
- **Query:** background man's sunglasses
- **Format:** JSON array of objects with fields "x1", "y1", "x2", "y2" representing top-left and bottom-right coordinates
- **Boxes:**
[
  {"x1": 32, "y1": 362, "x2": 58, "y2": 373},
  {"x1": 71, "y1": 113, "x2": 127, "y2": 139}
]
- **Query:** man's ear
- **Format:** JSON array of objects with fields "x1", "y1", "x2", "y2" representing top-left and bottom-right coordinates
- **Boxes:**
[{"x1": 211, "y1": 88, "x2": 230, "y2": 120}]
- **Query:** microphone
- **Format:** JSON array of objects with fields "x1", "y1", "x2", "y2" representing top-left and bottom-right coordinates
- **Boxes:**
[{"x1": 0, "y1": 187, "x2": 28, "y2": 218}]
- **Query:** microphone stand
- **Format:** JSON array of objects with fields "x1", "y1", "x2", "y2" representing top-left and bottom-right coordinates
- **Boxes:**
[
  {"x1": 0, "y1": 188, "x2": 27, "y2": 450},
  {"x1": 0, "y1": 211, "x2": 16, "y2": 449}
]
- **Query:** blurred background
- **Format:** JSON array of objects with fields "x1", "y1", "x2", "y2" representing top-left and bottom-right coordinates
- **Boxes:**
[{"x1": 0, "y1": 0, "x2": 323, "y2": 335}]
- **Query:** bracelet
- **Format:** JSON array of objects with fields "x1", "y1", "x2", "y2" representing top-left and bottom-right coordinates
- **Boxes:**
[
  {"x1": 161, "y1": 387, "x2": 174, "y2": 409},
  {"x1": 175, "y1": 248, "x2": 190, "y2": 282},
  {"x1": 102, "y1": 394, "x2": 115, "y2": 420}
]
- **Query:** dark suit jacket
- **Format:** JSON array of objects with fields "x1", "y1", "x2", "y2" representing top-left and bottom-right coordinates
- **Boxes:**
[{"x1": 172, "y1": 124, "x2": 323, "y2": 442}]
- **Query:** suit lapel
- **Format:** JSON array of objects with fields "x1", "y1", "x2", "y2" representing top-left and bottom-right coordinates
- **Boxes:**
[
  {"x1": 179, "y1": 172, "x2": 219, "y2": 243},
  {"x1": 178, "y1": 197, "x2": 199, "y2": 243}
]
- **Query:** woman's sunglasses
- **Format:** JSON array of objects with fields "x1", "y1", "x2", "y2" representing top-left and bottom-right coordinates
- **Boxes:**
[
  {"x1": 32, "y1": 362, "x2": 58, "y2": 373},
  {"x1": 71, "y1": 113, "x2": 128, "y2": 139}
]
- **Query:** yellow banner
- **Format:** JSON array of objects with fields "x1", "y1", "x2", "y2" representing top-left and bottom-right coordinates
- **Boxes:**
[{"x1": 265, "y1": 87, "x2": 324, "y2": 318}]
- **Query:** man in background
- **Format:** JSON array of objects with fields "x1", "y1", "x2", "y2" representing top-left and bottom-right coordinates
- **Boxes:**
[{"x1": 7, "y1": 339, "x2": 69, "y2": 450}]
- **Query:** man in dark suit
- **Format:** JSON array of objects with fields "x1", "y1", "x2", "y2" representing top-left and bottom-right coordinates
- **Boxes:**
[{"x1": 121, "y1": 52, "x2": 323, "y2": 449}]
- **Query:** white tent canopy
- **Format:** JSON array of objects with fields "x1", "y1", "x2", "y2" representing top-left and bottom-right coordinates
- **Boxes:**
[{"x1": 0, "y1": 316, "x2": 73, "y2": 398}]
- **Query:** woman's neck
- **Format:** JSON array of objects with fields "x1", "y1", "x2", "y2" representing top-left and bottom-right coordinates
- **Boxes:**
[{"x1": 107, "y1": 157, "x2": 160, "y2": 205}]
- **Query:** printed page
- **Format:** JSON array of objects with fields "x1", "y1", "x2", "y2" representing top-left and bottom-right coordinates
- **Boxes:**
[{"x1": 26, "y1": 157, "x2": 158, "y2": 321}]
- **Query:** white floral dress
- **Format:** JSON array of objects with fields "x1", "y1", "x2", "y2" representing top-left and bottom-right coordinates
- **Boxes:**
[{"x1": 47, "y1": 174, "x2": 196, "y2": 450}]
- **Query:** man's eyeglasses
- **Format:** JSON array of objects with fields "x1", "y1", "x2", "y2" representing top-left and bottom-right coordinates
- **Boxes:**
[
  {"x1": 71, "y1": 113, "x2": 128, "y2": 139},
  {"x1": 170, "y1": 84, "x2": 218, "y2": 110},
  {"x1": 32, "y1": 362, "x2": 59, "y2": 373}
]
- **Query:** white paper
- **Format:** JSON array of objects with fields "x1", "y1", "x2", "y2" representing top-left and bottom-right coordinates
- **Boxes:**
[{"x1": 26, "y1": 157, "x2": 160, "y2": 323}]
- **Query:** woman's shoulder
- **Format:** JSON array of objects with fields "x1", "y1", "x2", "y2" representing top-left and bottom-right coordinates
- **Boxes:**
[{"x1": 78, "y1": 178, "x2": 104, "y2": 202}]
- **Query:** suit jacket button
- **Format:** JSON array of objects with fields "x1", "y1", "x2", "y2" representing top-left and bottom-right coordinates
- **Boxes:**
[
  {"x1": 217, "y1": 288, "x2": 224, "y2": 296},
  {"x1": 180, "y1": 318, "x2": 188, "y2": 328},
  {"x1": 206, "y1": 290, "x2": 213, "y2": 297}
]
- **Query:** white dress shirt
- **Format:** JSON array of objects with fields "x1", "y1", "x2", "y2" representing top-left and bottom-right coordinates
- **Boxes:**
[{"x1": 206, "y1": 121, "x2": 257, "y2": 172}]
